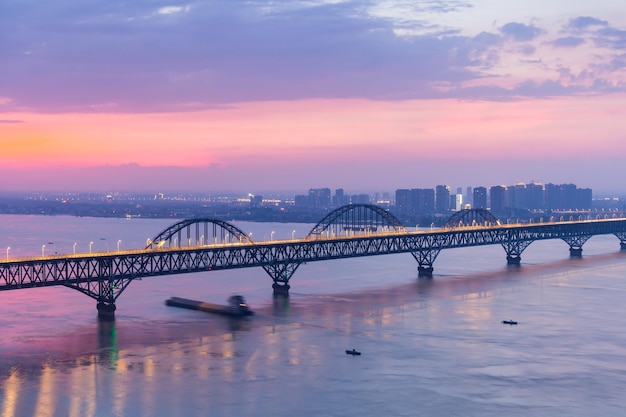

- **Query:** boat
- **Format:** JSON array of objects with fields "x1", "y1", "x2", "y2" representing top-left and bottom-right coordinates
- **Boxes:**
[
  {"x1": 501, "y1": 320, "x2": 518, "y2": 325},
  {"x1": 345, "y1": 349, "x2": 361, "y2": 356},
  {"x1": 227, "y1": 295, "x2": 254, "y2": 316},
  {"x1": 165, "y1": 295, "x2": 254, "y2": 316}
]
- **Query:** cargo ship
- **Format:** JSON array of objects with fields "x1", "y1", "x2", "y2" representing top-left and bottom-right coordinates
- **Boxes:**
[{"x1": 165, "y1": 295, "x2": 254, "y2": 316}]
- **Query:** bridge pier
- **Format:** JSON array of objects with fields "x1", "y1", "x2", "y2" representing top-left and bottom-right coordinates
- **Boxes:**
[
  {"x1": 569, "y1": 247, "x2": 583, "y2": 257},
  {"x1": 272, "y1": 283, "x2": 290, "y2": 296},
  {"x1": 506, "y1": 255, "x2": 521, "y2": 266},
  {"x1": 97, "y1": 302, "x2": 116, "y2": 321},
  {"x1": 417, "y1": 266, "x2": 433, "y2": 278}
]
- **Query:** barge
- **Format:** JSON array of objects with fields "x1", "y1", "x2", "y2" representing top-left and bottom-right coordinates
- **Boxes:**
[{"x1": 165, "y1": 295, "x2": 254, "y2": 317}]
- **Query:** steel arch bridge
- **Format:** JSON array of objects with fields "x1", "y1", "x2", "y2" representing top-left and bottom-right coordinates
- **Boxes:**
[
  {"x1": 2, "y1": 206, "x2": 626, "y2": 318},
  {"x1": 443, "y1": 209, "x2": 501, "y2": 228}
]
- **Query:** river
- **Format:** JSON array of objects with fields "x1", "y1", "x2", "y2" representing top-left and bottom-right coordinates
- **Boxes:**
[{"x1": 1, "y1": 214, "x2": 625, "y2": 416}]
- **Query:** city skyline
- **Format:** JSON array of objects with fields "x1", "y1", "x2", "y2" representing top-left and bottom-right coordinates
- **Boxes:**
[{"x1": 2, "y1": 1, "x2": 625, "y2": 192}]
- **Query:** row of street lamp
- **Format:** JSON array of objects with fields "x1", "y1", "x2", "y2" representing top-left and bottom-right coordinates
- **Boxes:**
[
  {"x1": 6, "y1": 230, "x2": 300, "y2": 260},
  {"x1": 5, "y1": 239, "x2": 124, "y2": 260}
]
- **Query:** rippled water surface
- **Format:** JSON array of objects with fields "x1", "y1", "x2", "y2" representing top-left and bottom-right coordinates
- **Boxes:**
[{"x1": 1, "y1": 214, "x2": 626, "y2": 416}]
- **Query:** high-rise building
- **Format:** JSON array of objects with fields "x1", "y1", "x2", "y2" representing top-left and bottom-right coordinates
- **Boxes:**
[
  {"x1": 453, "y1": 194, "x2": 463, "y2": 211},
  {"x1": 466, "y1": 186, "x2": 473, "y2": 206},
  {"x1": 509, "y1": 183, "x2": 527, "y2": 209},
  {"x1": 395, "y1": 189, "x2": 411, "y2": 213},
  {"x1": 543, "y1": 183, "x2": 591, "y2": 210},
  {"x1": 333, "y1": 188, "x2": 349, "y2": 206},
  {"x1": 473, "y1": 186, "x2": 487, "y2": 209},
  {"x1": 308, "y1": 188, "x2": 331, "y2": 207},
  {"x1": 411, "y1": 188, "x2": 435, "y2": 215},
  {"x1": 435, "y1": 185, "x2": 451, "y2": 212},
  {"x1": 490, "y1": 185, "x2": 507, "y2": 212},
  {"x1": 527, "y1": 182, "x2": 543, "y2": 210}
]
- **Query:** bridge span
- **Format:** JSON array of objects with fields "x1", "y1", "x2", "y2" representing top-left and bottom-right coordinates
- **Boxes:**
[{"x1": 2, "y1": 205, "x2": 626, "y2": 318}]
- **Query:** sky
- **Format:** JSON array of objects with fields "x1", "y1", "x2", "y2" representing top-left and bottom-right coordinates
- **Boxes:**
[{"x1": 1, "y1": 0, "x2": 625, "y2": 195}]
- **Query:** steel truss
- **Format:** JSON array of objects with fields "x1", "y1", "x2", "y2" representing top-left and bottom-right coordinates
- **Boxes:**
[{"x1": 2, "y1": 215, "x2": 626, "y2": 311}]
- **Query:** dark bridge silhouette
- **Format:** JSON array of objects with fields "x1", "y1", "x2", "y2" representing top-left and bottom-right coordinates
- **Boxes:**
[{"x1": 2, "y1": 204, "x2": 626, "y2": 318}]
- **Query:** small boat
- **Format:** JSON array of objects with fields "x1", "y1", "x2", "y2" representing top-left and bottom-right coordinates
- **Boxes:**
[
  {"x1": 345, "y1": 349, "x2": 361, "y2": 356},
  {"x1": 501, "y1": 320, "x2": 518, "y2": 325}
]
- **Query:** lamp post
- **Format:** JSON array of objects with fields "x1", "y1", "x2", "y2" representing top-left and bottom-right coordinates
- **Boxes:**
[
  {"x1": 117, "y1": 240, "x2": 122, "y2": 251},
  {"x1": 271, "y1": 231, "x2": 275, "y2": 241},
  {"x1": 6, "y1": 246, "x2": 10, "y2": 260},
  {"x1": 292, "y1": 230, "x2": 296, "y2": 239},
  {"x1": 73, "y1": 242, "x2": 77, "y2": 255},
  {"x1": 41, "y1": 244, "x2": 45, "y2": 257},
  {"x1": 89, "y1": 241, "x2": 94, "y2": 253}
]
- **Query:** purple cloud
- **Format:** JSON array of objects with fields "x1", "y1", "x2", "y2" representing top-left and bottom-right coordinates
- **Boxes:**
[
  {"x1": 499, "y1": 22, "x2": 544, "y2": 42},
  {"x1": 0, "y1": 119, "x2": 24, "y2": 123},
  {"x1": 594, "y1": 27, "x2": 626, "y2": 50},
  {"x1": 567, "y1": 16, "x2": 609, "y2": 31},
  {"x1": 0, "y1": 1, "x2": 623, "y2": 112},
  {"x1": 552, "y1": 36, "x2": 585, "y2": 48}
]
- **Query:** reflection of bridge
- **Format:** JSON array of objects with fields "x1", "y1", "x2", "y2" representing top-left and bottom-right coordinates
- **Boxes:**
[{"x1": 2, "y1": 204, "x2": 626, "y2": 318}]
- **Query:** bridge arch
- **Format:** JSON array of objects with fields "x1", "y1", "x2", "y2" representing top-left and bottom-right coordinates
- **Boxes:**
[
  {"x1": 268, "y1": 204, "x2": 407, "y2": 293},
  {"x1": 443, "y1": 209, "x2": 501, "y2": 228},
  {"x1": 147, "y1": 218, "x2": 253, "y2": 249},
  {"x1": 307, "y1": 204, "x2": 407, "y2": 238}
]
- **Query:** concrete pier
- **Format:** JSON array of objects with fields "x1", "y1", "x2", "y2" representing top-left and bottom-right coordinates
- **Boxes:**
[
  {"x1": 272, "y1": 283, "x2": 290, "y2": 295},
  {"x1": 418, "y1": 266, "x2": 433, "y2": 278},
  {"x1": 569, "y1": 247, "x2": 583, "y2": 257},
  {"x1": 97, "y1": 302, "x2": 116, "y2": 321},
  {"x1": 506, "y1": 255, "x2": 521, "y2": 266}
]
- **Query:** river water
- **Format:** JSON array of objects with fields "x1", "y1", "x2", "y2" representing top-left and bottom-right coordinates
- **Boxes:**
[{"x1": 1, "y1": 214, "x2": 626, "y2": 416}]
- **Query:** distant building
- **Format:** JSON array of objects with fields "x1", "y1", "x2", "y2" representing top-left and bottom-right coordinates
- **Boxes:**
[
  {"x1": 453, "y1": 194, "x2": 463, "y2": 211},
  {"x1": 435, "y1": 185, "x2": 451, "y2": 213},
  {"x1": 527, "y1": 182, "x2": 543, "y2": 210},
  {"x1": 308, "y1": 188, "x2": 331, "y2": 207},
  {"x1": 352, "y1": 194, "x2": 370, "y2": 204},
  {"x1": 333, "y1": 188, "x2": 349, "y2": 206},
  {"x1": 472, "y1": 186, "x2": 487, "y2": 209},
  {"x1": 250, "y1": 194, "x2": 263, "y2": 207},
  {"x1": 465, "y1": 186, "x2": 473, "y2": 206},
  {"x1": 395, "y1": 189, "x2": 411, "y2": 213},
  {"x1": 490, "y1": 185, "x2": 507, "y2": 213},
  {"x1": 544, "y1": 183, "x2": 591, "y2": 210},
  {"x1": 411, "y1": 188, "x2": 435, "y2": 214},
  {"x1": 509, "y1": 183, "x2": 527, "y2": 209}
]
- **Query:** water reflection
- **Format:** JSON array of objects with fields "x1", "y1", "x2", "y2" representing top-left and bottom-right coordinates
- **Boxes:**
[
  {"x1": 2, "y1": 248, "x2": 626, "y2": 416},
  {"x1": 97, "y1": 320, "x2": 118, "y2": 369}
]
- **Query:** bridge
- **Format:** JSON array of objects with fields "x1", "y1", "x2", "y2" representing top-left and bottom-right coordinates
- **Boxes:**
[{"x1": 2, "y1": 204, "x2": 626, "y2": 319}]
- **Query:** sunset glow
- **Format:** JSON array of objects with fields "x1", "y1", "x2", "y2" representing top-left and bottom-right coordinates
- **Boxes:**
[{"x1": 1, "y1": 1, "x2": 625, "y2": 192}]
